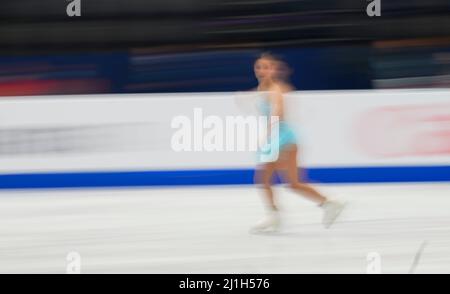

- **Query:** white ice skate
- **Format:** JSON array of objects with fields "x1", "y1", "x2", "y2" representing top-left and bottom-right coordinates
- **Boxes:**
[
  {"x1": 322, "y1": 200, "x2": 346, "y2": 229},
  {"x1": 250, "y1": 210, "x2": 280, "y2": 233}
]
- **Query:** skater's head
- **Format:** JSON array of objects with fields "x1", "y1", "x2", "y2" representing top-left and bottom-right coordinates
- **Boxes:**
[
  {"x1": 254, "y1": 53, "x2": 292, "y2": 87},
  {"x1": 254, "y1": 53, "x2": 277, "y2": 84}
]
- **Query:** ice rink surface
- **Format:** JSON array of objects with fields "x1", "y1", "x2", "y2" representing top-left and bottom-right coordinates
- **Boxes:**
[{"x1": 0, "y1": 183, "x2": 449, "y2": 274}]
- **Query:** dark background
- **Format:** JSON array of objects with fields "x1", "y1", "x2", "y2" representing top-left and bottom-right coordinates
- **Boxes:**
[{"x1": 0, "y1": 0, "x2": 449, "y2": 94}]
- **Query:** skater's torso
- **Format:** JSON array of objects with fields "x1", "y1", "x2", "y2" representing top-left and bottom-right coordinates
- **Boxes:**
[{"x1": 256, "y1": 83, "x2": 297, "y2": 152}]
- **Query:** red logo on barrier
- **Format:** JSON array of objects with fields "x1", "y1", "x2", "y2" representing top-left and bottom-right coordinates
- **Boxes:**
[{"x1": 354, "y1": 104, "x2": 450, "y2": 157}]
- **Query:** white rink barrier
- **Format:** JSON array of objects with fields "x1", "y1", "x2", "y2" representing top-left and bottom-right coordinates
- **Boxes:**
[{"x1": 0, "y1": 89, "x2": 448, "y2": 188}]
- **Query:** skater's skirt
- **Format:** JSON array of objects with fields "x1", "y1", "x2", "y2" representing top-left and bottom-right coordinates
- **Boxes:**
[{"x1": 257, "y1": 121, "x2": 299, "y2": 163}]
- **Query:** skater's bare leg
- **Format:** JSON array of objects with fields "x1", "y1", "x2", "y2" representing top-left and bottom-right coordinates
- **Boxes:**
[
  {"x1": 251, "y1": 162, "x2": 281, "y2": 232},
  {"x1": 255, "y1": 162, "x2": 278, "y2": 211},
  {"x1": 280, "y1": 145, "x2": 327, "y2": 205}
]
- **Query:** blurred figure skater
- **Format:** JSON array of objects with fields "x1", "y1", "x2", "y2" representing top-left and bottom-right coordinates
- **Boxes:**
[{"x1": 251, "y1": 53, "x2": 345, "y2": 233}]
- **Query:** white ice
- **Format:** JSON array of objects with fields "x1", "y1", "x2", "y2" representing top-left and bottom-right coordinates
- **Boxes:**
[{"x1": 0, "y1": 183, "x2": 449, "y2": 273}]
